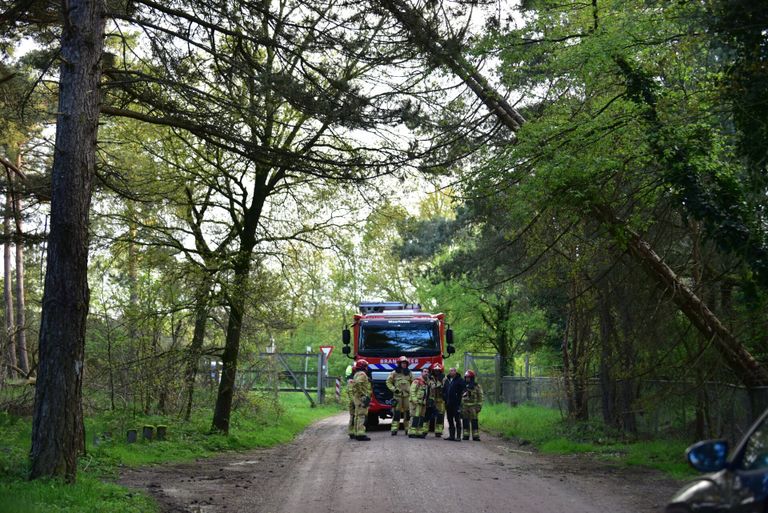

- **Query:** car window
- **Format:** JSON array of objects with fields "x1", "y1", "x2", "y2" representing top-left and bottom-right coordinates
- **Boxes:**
[{"x1": 740, "y1": 416, "x2": 768, "y2": 471}]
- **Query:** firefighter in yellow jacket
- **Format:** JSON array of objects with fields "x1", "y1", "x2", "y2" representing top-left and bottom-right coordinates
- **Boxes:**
[
  {"x1": 386, "y1": 356, "x2": 412, "y2": 435},
  {"x1": 462, "y1": 370, "x2": 484, "y2": 441},
  {"x1": 349, "y1": 359, "x2": 372, "y2": 441},
  {"x1": 408, "y1": 368, "x2": 430, "y2": 438},
  {"x1": 346, "y1": 363, "x2": 356, "y2": 439},
  {"x1": 429, "y1": 363, "x2": 446, "y2": 437}
]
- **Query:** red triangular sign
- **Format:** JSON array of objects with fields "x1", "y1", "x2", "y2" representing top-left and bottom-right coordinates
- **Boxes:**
[{"x1": 319, "y1": 345, "x2": 334, "y2": 361}]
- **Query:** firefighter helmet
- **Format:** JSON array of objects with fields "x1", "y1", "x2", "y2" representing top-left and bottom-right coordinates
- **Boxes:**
[
  {"x1": 433, "y1": 363, "x2": 443, "y2": 372},
  {"x1": 398, "y1": 356, "x2": 409, "y2": 364},
  {"x1": 464, "y1": 370, "x2": 475, "y2": 379},
  {"x1": 355, "y1": 359, "x2": 369, "y2": 371}
]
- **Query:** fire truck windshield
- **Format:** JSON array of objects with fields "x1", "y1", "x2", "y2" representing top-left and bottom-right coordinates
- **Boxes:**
[{"x1": 358, "y1": 320, "x2": 440, "y2": 356}]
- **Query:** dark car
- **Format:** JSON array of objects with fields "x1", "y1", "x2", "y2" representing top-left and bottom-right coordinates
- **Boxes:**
[{"x1": 667, "y1": 408, "x2": 768, "y2": 512}]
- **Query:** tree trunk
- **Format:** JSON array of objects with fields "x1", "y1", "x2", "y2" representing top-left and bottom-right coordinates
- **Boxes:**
[
  {"x1": 106, "y1": 313, "x2": 115, "y2": 410},
  {"x1": 495, "y1": 324, "x2": 510, "y2": 378},
  {"x1": 211, "y1": 186, "x2": 266, "y2": 433},
  {"x1": 212, "y1": 257, "x2": 250, "y2": 433},
  {"x1": 3, "y1": 191, "x2": 16, "y2": 380},
  {"x1": 592, "y1": 205, "x2": 768, "y2": 388},
  {"x1": 151, "y1": 315, "x2": 163, "y2": 415},
  {"x1": 126, "y1": 215, "x2": 138, "y2": 409},
  {"x1": 30, "y1": 0, "x2": 105, "y2": 482},
  {"x1": 616, "y1": 357, "x2": 637, "y2": 434},
  {"x1": 127, "y1": 217, "x2": 138, "y2": 340},
  {"x1": 378, "y1": 0, "x2": 768, "y2": 388},
  {"x1": 564, "y1": 274, "x2": 592, "y2": 421},
  {"x1": 572, "y1": 307, "x2": 590, "y2": 421},
  {"x1": 613, "y1": 282, "x2": 638, "y2": 435},
  {"x1": 561, "y1": 313, "x2": 575, "y2": 417},
  {"x1": 13, "y1": 155, "x2": 29, "y2": 375},
  {"x1": 184, "y1": 280, "x2": 210, "y2": 421},
  {"x1": 376, "y1": 0, "x2": 526, "y2": 131},
  {"x1": 597, "y1": 288, "x2": 618, "y2": 428}
]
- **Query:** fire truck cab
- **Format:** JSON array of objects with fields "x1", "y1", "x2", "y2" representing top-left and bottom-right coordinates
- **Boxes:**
[{"x1": 342, "y1": 302, "x2": 456, "y2": 425}]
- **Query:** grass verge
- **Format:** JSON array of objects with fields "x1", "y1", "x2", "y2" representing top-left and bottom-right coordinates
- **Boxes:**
[
  {"x1": 0, "y1": 393, "x2": 342, "y2": 513},
  {"x1": 480, "y1": 403, "x2": 694, "y2": 478}
]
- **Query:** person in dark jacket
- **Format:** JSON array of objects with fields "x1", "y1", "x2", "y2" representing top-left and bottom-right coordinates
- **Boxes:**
[{"x1": 442, "y1": 367, "x2": 466, "y2": 441}]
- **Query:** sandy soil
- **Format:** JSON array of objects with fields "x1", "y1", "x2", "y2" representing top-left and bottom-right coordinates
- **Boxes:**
[{"x1": 119, "y1": 413, "x2": 683, "y2": 513}]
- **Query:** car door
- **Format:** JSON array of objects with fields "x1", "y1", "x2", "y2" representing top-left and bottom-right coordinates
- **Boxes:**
[{"x1": 729, "y1": 411, "x2": 768, "y2": 512}]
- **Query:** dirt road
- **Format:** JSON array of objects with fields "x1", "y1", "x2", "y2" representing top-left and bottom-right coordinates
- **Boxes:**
[{"x1": 120, "y1": 413, "x2": 681, "y2": 513}]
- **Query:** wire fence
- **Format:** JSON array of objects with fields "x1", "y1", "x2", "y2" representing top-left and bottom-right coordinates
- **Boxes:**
[
  {"x1": 458, "y1": 352, "x2": 766, "y2": 442},
  {"x1": 501, "y1": 375, "x2": 768, "y2": 442}
]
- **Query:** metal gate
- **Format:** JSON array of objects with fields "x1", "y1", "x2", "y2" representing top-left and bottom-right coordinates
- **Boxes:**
[
  {"x1": 463, "y1": 352, "x2": 502, "y2": 403},
  {"x1": 237, "y1": 352, "x2": 328, "y2": 406}
]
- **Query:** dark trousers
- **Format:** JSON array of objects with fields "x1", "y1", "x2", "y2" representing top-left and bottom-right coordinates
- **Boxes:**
[{"x1": 446, "y1": 406, "x2": 462, "y2": 437}]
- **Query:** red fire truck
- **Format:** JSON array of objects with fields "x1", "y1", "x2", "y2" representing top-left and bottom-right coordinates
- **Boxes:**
[{"x1": 342, "y1": 301, "x2": 456, "y2": 425}]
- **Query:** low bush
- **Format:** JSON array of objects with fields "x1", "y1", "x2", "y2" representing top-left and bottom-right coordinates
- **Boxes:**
[{"x1": 480, "y1": 403, "x2": 693, "y2": 478}]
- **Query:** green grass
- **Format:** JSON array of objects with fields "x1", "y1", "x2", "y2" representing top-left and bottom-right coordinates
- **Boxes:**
[
  {"x1": 0, "y1": 393, "x2": 343, "y2": 513},
  {"x1": 480, "y1": 403, "x2": 694, "y2": 478},
  {"x1": 480, "y1": 403, "x2": 562, "y2": 443},
  {"x1": 0, "y1": 476, "x2": 156, "y2": 513}
]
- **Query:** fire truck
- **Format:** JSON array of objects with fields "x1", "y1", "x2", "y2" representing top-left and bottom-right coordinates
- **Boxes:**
[{"x1": 341, "y1": 301, "x2": 456, "y2": 425}]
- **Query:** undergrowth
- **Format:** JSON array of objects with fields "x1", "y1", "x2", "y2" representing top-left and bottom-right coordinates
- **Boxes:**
[
  {"x1": 480, "y1": 403, "x2": 694, "y2": 478},
  {"x1": 0, "y1": 393, "x2": 342, "y2": 513}
]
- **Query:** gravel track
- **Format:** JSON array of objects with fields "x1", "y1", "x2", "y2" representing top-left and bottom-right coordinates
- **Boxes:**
[{"x1": 120, "y1": 413, "x2": 680, "y2": 513}]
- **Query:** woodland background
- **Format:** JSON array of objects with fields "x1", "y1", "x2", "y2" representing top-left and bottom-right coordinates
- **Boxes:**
[{"x1": 0, "y1": 0, "x2": 767, "y2": 483}]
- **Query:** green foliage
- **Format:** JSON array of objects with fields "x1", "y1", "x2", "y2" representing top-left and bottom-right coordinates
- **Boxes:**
[
  {"x1": 707, "y1": 0, "x2": 768, "y2": 183},
  {"x1": 480, "y1": 403, "x2": 694, "y2": 478},
  {"x1": 0, "y1": 477, "x2": 155, "y2": 513},
  {"x1": 4, "y1": 0, "x2": 766, "y2": 487},
  {"x1": 480, "y1": 403, "x2": 562, "y2": 443},
  {"x1": 473, "y1": 0, "x2": 768, "y2": 289},
  {"x1": 82, "y1": 394, "x2": 340, "y2": 470},
  {"x1": 0, "y1": 394, "x2": 341, "y2": 513}
]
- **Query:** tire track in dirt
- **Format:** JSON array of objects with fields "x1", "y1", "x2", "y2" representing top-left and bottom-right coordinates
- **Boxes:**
[{"x1": 120, "y1": 413, "x2": 680, "y2": 513}]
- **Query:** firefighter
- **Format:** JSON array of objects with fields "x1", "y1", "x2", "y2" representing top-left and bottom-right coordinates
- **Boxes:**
[
  {"x1": 429, "y1": 363, "x2": 446, "y2": 437},
  {"x1": 386, "y1": 355, "x2": 412, "y2": 435},
  {"x1": 347, "y1": 369, "x2": 356, "y2": 439},
  {"x1": 408, "y1": 368, "x2": 430, "y2": 438},
  {"x1": 462, "y1": 370, "x2": 484, "y2": 441},
  {"x1": 443, "y1": 367, "x2": 465, "y2": 441},
  {"x1": 346, "y1": 361, "x2": 356, "y2": 438},
  {"x1": 349, "y1": 359, "x2": 372, "y2": 441}
]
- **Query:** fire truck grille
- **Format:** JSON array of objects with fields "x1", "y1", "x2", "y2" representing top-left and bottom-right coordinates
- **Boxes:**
[{"x1": 372, "y1": 381, "x2": 393, "y2": 404}]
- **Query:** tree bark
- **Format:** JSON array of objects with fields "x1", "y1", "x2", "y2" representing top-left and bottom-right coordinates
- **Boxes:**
[
  {"x1": 572, "y1": 304, "x2": 591, "y2": 421},
  {"x1": 494, "y1": 298, "x2": 513, "y2": 377},
  {"x1": 211, "y1": 185, "x2": 266, "y2": 433},
  {"x1": 211, "y1": 254, "x2": 251, "y2": 433},
  {"x1": 376, "y1": 0, "x2": 526, "y2": 131},
  {"x1": 563, "y1": 275, "x2": 591, "y2": 421},
  {"x1": 562, "y1": 312, "x2": 575, "y2": 416},
  {"x1": 184, "y1": 280, "x2": 211, "y2": 421},
  {"x1": 13, "y1": 154, "x2": 29, "y2": 376},
  {"x1": 30, "y1": 0, "x2": 106, "y2": 482},
  {"x1": 591, "y1": 205, "x2": 768, "y2": 387},
  {"x1": 3, "y1": 190, "x2": 16, "y2": 380},
  {"x1": 597, "y1": 287, "x2": 618, "y2": 428},
  {"x1": 126, "y1": 213, "x2": 138, "y2": 410},
  {"x1": 213, "y1": 268, "x2": 246, "y2": 433}
]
